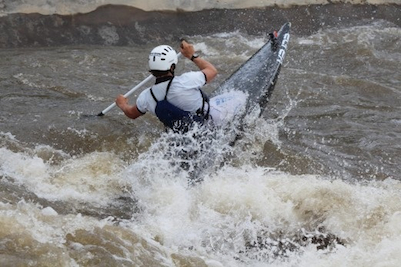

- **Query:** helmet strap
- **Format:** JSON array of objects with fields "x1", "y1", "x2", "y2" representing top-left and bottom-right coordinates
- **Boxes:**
[{"x1": 170, "y1": 64, "x2": 176, "y2": 76}]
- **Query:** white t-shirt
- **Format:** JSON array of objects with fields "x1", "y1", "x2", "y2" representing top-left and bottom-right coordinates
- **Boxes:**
[
  {"x1": 136, "y1": 71, "x2": 248, "y2": 128},
  {"x1": 136, "y1": 71, "x2": 206, "y2": 115}
]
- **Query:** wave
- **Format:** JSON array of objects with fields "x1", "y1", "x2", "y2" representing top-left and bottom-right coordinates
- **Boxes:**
[{"x1": 2, "y1": 132, "x2": 401, "y2": 266}]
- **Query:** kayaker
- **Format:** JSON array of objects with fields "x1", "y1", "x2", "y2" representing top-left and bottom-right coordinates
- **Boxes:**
[{"x1": 115, "y1": 40, "x2": 245, "y2": 132}]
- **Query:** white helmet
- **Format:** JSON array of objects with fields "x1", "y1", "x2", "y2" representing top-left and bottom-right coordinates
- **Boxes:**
[{"x1": 148, "y1": 45, "x2": 178, "y2": 71}]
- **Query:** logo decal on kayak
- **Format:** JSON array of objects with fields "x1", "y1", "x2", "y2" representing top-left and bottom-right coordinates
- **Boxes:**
[
  {"x1": 277, "y1": 33, "x2": 290, "y2": 64},
  {"x1": 281, "y1": 33, "x2": 290, "y2": 50}
]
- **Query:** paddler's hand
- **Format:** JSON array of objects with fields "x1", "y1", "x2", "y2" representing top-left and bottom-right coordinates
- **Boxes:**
[
  {"x1": 180, "y1": 39, "x2": 195, "y2": 59},
  {"x1": 115, "y1": 94, "x2": 128, "y2": 109},
  {"x1": 115, "y1": 95, "x2": 143, "y2": 119}
]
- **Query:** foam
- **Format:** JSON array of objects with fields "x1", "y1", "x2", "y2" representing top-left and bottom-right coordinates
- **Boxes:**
[
  {"x1": 0, "y1": 145, "x2": 129, "y2": 205},
  {"x1": 2, "y1": 122, "x2": 401, "y2": 265},
  {"x1": 120, "y1": 161, "x2": 401, "y2": 265}
]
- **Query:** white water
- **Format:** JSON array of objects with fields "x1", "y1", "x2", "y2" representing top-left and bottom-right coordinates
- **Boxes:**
[
  {"x1": 1, "y1": 20, "x2": 401, "y2": 266},
  {"x1": 2, "y1": 115, "x2": 401, "y2": 266}
]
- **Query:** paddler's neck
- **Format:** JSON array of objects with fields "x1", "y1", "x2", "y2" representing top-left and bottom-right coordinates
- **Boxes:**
[{"x1": 155, "y1": 73, "x2": 174, "y2": 84}]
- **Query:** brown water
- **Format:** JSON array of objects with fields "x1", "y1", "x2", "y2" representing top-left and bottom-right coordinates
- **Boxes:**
[{"x1": 1, "y1": 4, "x2": 401, "y2": 267}]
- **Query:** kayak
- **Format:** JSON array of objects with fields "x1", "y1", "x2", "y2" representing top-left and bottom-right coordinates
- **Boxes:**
[
  {"x1": 183, "y1": 23, "x2": 291, "y2": 182},
  {"x1": 209, "y1": 22, "x2": 291, "y2": 126}
]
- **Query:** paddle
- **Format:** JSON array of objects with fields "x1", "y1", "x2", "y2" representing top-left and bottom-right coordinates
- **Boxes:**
[
  {"x1": 97, "y1": 52, "x2": 182, "y2": 116},
  {"x1": 97, "y1": 75, "x2": 153, "y2": 116}
]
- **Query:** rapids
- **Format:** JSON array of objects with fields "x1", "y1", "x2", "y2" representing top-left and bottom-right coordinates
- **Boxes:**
[{"x1": 1, "y1": 2, "x2": 401, "y2": 267}]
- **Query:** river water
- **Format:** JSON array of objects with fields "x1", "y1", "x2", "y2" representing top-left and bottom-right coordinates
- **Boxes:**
[{"x1": 1, "y1": 2, "x2": 401, "y2": 267}]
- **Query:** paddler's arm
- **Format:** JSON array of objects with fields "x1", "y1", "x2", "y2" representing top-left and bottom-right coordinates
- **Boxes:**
[
  {"x1": 180, "y1": 40, "x2": 217, "y2": 84},
  {"x1": 115, "y1": 95, "x2": 143, "y2": 120}
]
